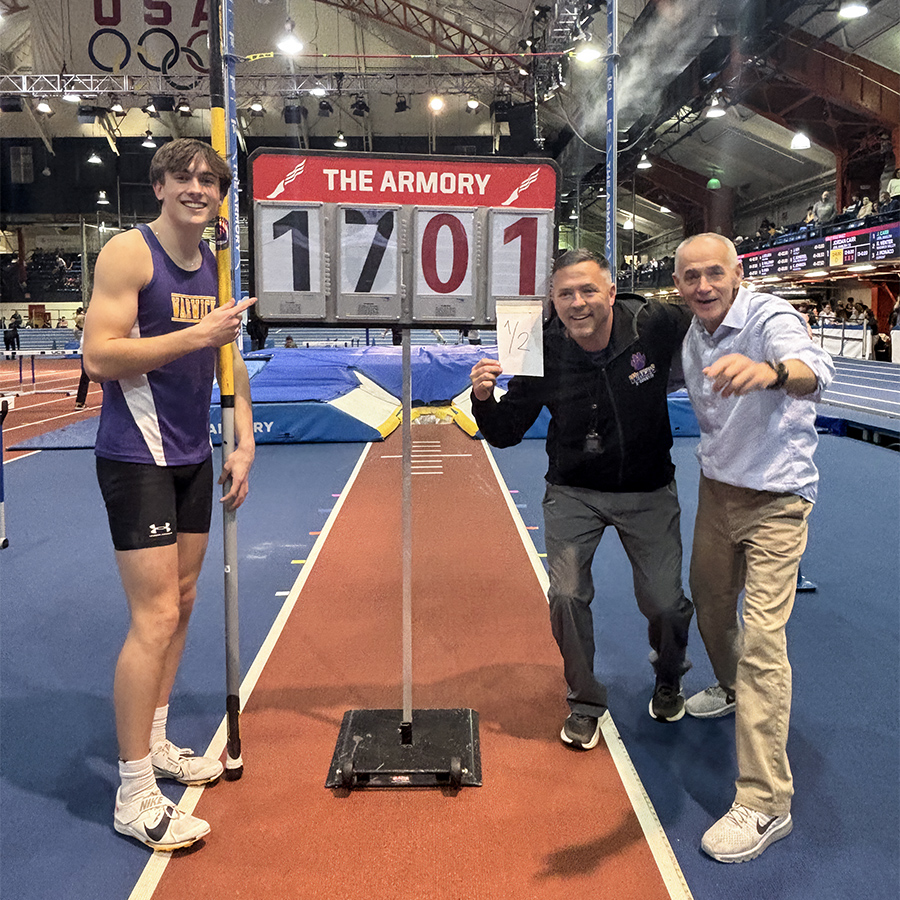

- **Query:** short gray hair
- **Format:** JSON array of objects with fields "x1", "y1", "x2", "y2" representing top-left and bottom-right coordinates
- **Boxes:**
[{"x1": 674, "y1": 233, "x2": 738, "y2": 270}]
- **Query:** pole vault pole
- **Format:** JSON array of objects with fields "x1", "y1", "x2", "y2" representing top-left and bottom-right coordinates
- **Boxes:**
[{"x1": 209, "y1": 0, "x2": 243, "y2": 780}]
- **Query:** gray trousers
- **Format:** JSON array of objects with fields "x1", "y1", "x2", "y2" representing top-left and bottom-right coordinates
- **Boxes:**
[{"x1": 542, "y1": 481, "x2": 693, "y2": 717}]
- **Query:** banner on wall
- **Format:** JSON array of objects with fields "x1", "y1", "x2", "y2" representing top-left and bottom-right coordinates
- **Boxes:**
[{"x1": 47, "y1": 0, "x2": 285, "y2": 79}]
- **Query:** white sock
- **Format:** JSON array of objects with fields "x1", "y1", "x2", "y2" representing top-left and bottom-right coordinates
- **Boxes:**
[
  {"x1": 150, "y1": 705, "x2": 169, "y2": 750},
  {"x1": 118, "y1": 754, "x2": 157, "y2": 804}
]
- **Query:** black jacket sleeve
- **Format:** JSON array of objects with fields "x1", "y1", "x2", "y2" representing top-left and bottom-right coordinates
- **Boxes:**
[{"x1": 471, "y1": 374, "x2": 545, "y2": 448}]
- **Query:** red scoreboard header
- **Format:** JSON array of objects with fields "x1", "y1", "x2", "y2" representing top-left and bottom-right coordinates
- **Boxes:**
[
  {"x1": 251, "y1": 152, "x2": 558, "y2": 210},
  {"x1": 249, "y1": 149, "x2": 560, "y2": 326}
]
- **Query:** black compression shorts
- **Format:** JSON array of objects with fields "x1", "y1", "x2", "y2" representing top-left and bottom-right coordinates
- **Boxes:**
[{"x1": 96, "y1": 456, "x2": 213, "y2": 551}]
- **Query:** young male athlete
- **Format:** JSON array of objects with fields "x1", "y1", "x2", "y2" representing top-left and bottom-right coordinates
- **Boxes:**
[{"x1": 83, "y1": 138, "x2": 256, "y2": 851}]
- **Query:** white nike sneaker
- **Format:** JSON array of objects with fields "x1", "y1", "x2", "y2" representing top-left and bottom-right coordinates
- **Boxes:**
[
  {"x1": 701, "y1": 802, "x2": 793, "y2": 863},
  {"x1": 151, "y1": 740, "x2": 223, "y2": 785},
  {"x1": 114, "y1": 788, "x2": 210, "y2": 851}
]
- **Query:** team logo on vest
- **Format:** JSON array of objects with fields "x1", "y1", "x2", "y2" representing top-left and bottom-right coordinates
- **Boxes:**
[
  {"x1": 628, "y1": 351, "x2": 657, "y2": 386},
  {"x1": 171, "y1": 294, "x2": 217, "y2": 323}
]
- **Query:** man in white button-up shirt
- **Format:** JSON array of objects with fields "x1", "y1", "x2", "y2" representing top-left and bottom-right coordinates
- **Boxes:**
[{"x1": 673, "y1": 233, "x2": 835, "y2": 865}]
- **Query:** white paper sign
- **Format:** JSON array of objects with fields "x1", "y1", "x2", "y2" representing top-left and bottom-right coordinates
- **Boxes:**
[{"x1": 496, "y1": 299, "x2": 544, "y2": 376}]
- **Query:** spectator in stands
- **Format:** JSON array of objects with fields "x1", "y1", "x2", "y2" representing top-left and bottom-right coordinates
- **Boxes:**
[
  {"x1": 857, "y1": 196, "x2": 874, "y2": 218},
  {"x1": 812, "y1": 191, "x2": 835, "y2": 224},
  {"x1": 803, "y1": 206, "x2": 815, "y2": 225},
  {"x1": 3, "y1": 317, "x2": 19, "y2": 359},
  {"x1": 887, "y1": 168, "x2": 900, "y2": 202},
  {"x1": 74, "y1": 307, "x2": 86, "y2": 333},
  {"x1": 246, "y1": 311, "x2": 268, "y2": 351},
  {"x1": 56, "y1": 316, "x2": 69, "y2": 328},
  {"x1": 818, "y1": 302, "x2": 835, "y2": 323},
  {"x1": 284, "y1": 335, "x2": 297, "y2": 348},
  {"x1": 841, "y1": 195, "x2": 860, "y2": 218}
]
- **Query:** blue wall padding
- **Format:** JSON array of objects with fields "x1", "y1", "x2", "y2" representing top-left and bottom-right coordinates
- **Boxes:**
[
  {"x1": 217, "y1": 345, "x2": 496, "y2": 405},
  {"x1": 209, "y1": 401, "x2": 382, "y2": 444}
]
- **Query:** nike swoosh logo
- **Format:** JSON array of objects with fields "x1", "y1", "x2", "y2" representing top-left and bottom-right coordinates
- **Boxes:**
[
  {"x1": 756, "y1": 817, "x2": 777, "y2": 835},
  {"x1": 145, "y1": 808, "x2": 173, "y2": 843}
]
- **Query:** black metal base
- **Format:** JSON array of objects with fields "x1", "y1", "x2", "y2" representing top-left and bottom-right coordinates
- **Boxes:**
[{"x1": 326, "y1": 708, "x2": 481, "y2": 789}]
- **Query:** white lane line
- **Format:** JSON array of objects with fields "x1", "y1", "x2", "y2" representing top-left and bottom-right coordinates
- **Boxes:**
[
  {"x1": 126, "y1": 443, "x2": 374, "y2": 900},
  {"x1": 479, "y1": 440, "x2": 694, "y2": 900}
]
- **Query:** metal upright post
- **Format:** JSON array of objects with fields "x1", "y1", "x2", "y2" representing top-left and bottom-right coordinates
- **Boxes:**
[
  {"x1": 400, "y1": 327, "x2": 413, "y2": 741},
  {"x1": 605, "y1": 0, "x2": 619, "y2": 277}
]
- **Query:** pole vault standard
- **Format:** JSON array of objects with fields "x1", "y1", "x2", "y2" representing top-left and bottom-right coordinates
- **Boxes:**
[
  {"x1": 605, "y1": 0, "x2": 618, "y2": 279},
  {"x1": 0, "y1": 399, "x2": 10, "y2": 549},
  {"x1": 247, "y1": 148, "x2": 559, "y2": 788},
  {"x1": 209, "y1": 0, "x2": 243, "y2": 780}
]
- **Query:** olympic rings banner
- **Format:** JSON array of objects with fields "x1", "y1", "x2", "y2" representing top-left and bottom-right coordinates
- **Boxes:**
[{"x1": 31, "y1": 0, "x2": 284, "y2": 80}]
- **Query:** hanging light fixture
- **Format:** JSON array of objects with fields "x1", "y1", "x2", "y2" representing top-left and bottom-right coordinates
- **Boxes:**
[
  {"x1": 310, "y1": 84, "x2": 327, "y2": 98},
  {"x1": 277, "y1": 19, "x2": 303, "y2": 55},
  {"x1": 87, "y1": 151, "x2": 102, "y2": 164},
  {"x1": 395, "y1": 95, "x2": 409, "y2": 113},
  {"x1": 177, "y1": 98, "x2": 192, "y2": 116},
  {"x1": 142, "y1": 130, "x2": 157, "y2": 148},
  {"x1": 637, "y1": 153, "x2": 652, "y2": 169},
  {"x1": 318, "y1": 100, "x2": 333, "y2": 117},
  {"x1": 109, "y1": 96, "x2": 125, "y2": 114},
  {"x1": 705, "y1": 95, "x2": 726, "y2": 118},
  {"x1": 573, "y1": 40, "x2": 602, "y2": 62},
  {"x1": 838, "y1": 2, "x2": 868, "y2": 18},
  {"x1": 97, "y1": 190, "x2": 110, "y2": 205},
  {"x1": 334, "y1": 132, "x2": 348, "y2": 148},
  {"x1": 623, "y1": 217, "x2": 634, "y2": 230},
  {"x1": 790, "y1": 132, "x2": 811, "y2": 150},
  {"x1": 466, "y1": 96, "x2": 479, "y2": 110},
  {"x1": 428, "y1": 96, "x2": 444, "y2": 112},
  {"x1": 36, "y1": 97, "x2": 52, "y2": 114},
  {"x1": 351, "y1": 95, "x2": 369, "y2": 117},
  {"x1": 706, "y1": 175, "x2": 722, "y2": 190},
  {"x1": 62, "y1": 90, "x2": 81, "y2": 103}
]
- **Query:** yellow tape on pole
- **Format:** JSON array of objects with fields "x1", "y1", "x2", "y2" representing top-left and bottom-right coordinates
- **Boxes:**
[{"x1": 210, "y1": 106, "x2": 236, "y2": 397}]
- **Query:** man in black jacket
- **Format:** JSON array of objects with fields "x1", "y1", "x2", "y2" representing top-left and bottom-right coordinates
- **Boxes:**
[{"x1": 470, "y1": 248, "x2": 694, "y2": 749}]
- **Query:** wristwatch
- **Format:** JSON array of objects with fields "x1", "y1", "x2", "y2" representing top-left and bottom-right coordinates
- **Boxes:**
[{"x1": 765, "y1": 360, "x2": 789, "y2": 390}]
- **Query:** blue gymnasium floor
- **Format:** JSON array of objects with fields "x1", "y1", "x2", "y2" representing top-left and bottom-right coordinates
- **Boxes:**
[{"x1": 1, "y1": 431, "x2": 898, "y2": 900}]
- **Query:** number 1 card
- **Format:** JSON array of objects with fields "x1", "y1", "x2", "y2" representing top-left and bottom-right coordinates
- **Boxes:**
[{"x1": 496, "y1": 299, "x2": 544, "y2": 377}]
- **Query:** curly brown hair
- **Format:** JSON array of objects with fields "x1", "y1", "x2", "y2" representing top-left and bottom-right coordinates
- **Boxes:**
[{"x1": 148, "y1": 138, "x2": 232, "y2": 198}]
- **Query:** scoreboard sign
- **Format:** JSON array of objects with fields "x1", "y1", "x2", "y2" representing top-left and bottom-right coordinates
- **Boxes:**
[{"x1": 249, "y1": 150, "x2": 559, "y2": 326}]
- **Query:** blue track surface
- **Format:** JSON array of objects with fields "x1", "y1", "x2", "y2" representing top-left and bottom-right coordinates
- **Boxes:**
[{"x1": 1, "y1": 432, "x2": 897, "y2": 899}]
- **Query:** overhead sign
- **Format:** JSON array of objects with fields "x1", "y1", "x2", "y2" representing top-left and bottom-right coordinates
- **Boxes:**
[{"x1": 249, "y1": 150, "x2": 559, "y2": 326}]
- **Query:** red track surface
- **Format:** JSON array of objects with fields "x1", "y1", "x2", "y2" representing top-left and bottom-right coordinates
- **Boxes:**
[
  {"x1": 0, "y1": 357, "x2": 101, "y2": 461},
  {"x1": 147, "y1": 424, "x2": 674, "y2": 900}
]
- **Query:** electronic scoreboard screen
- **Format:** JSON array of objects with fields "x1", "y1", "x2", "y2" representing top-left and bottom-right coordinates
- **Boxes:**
[
  {"x1": 249, "y1": 150, "x2": 559, "y2": 326},
  {"x1": 740, "y1": 220, "x2": 900, "y2": 278}
]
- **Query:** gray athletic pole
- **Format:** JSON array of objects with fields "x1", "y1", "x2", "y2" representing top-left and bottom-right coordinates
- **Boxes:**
[{"x1": 209, "y1": 0, "x2": 244, "y2": 779}]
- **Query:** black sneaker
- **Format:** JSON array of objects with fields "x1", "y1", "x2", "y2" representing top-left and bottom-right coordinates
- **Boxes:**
[
  {"x1": 650, "y1": 681, "x2": 685, "y2": 722},
  {"x1": 560, "y1": 712, "x2": 602, "y2": 749}
]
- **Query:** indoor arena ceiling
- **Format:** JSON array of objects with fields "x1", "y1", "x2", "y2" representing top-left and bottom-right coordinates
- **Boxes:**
[{"x1": 1, "y1": 1, "x2": 898, "y2": 242}]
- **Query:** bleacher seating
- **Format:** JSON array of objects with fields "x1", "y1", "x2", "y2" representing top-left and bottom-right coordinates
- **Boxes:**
[
  {"x1": 248, "y1": 326, "x2": 497, "y2": 350},
  {"x1": 14, "y1": 328, "x2": 78, "y2": 351}
]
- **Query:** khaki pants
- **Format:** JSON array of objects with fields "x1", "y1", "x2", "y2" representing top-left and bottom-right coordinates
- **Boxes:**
[{"x1": 690, "y1": 474, "x2": 811, "y2": 815}]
